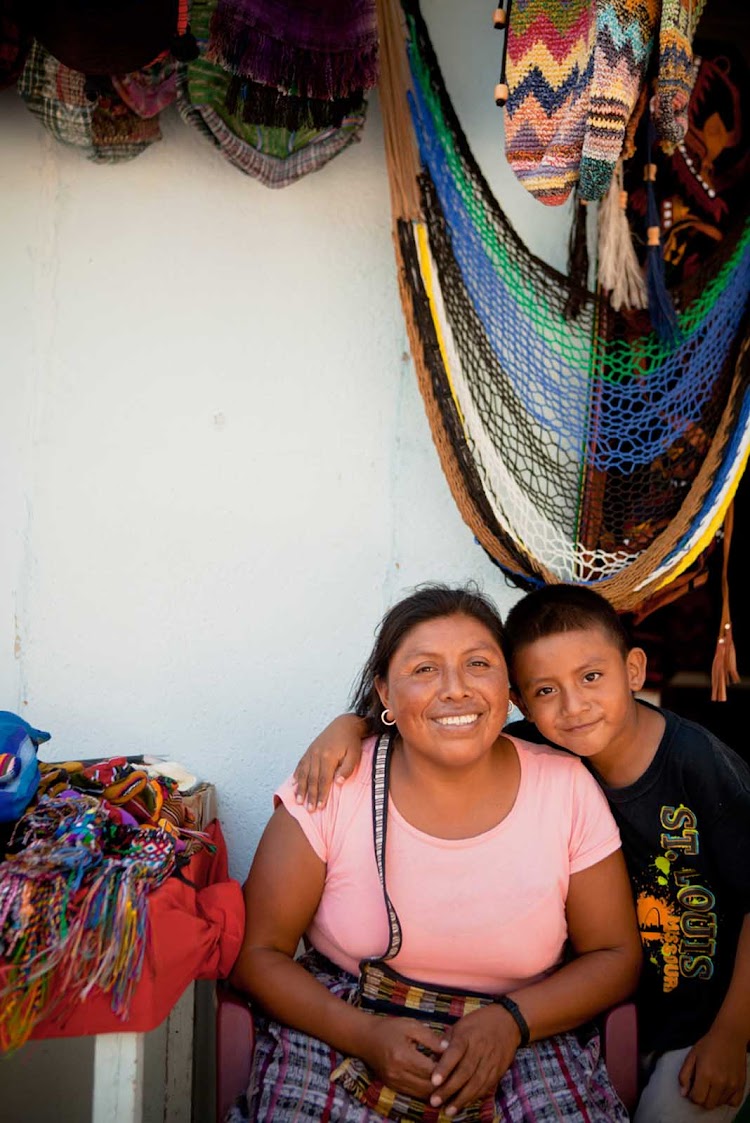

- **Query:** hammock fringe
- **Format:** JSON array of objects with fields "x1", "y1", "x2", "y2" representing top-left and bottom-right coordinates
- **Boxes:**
[{"x1": 711, "y1": 503, "x2": 741, "y2": 702}]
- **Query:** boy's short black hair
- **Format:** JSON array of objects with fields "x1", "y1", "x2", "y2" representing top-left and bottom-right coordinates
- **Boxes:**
[{"x1": 504, "y1": 584, "x2": 631, "y2": 665}]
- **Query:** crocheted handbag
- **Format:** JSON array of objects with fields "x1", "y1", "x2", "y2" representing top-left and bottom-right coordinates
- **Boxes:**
[
  {"x1": 503, "y1": 0, "x2": 597, "y2": 205},
  {"x1": 330, "y1": 734, "x2": 501, "y2": 1123}
]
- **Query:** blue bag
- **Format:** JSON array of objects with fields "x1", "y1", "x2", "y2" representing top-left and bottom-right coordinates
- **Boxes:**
[{"x1": 0, "y1": 711, "x2": 51, "y2": 823}]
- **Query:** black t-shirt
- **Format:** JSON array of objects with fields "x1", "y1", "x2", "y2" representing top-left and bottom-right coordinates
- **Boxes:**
[{"x1": 505, "y1": 709, "x2": 750, "y2": 1054}]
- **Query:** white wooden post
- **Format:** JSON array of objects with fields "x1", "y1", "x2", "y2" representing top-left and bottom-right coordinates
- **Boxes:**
[
  {"x1": 92, "y1": 1032, "x2": 145, "y2": 1123},
  {"x1": 164, "y1": 982, "x2": 195, "y2": 1123}
]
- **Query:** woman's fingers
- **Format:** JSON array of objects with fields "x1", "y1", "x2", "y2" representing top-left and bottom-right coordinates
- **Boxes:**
[
  {"x1": 430, "y1": 1037, "x2": 464, "y2": 1086},
  {"x1": 407, "y1": 1020, "x2": 447, "y2": 1060},
  {"x1": 360, "y1": 1017, "x2": 446, "y2": 1099},
  {"x1": 430, "y1": 1042, "x2": 479, "y2": 1108},
  {"x1": 428, "y1": 1007, "x2": 518, "y2": 1114},
  {"x1": 439, "y1": 1063, "x2": 488, "y2": 1117}
]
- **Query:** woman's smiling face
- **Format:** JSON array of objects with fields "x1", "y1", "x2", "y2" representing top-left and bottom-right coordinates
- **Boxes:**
[{"x1": 375, "y1": 613, "x2": 510, "y2": 768}]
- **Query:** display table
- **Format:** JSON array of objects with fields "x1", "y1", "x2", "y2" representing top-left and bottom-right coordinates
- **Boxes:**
[{"x1": 3, "y1": 816, "x2": 244, "y2": 1123}]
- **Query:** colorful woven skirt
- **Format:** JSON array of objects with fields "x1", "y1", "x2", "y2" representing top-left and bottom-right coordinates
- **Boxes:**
[{"x1": 225, "y1": 949, "x2": 629, "y2": 1123}]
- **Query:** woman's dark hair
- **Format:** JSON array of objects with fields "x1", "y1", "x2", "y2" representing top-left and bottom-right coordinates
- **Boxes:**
[
  {"x1": 350, "y1": 583, "x2": 506, "y2": 734},
  {"x1": 504, "y1": 584, "x2": 631, "y2": 669}
]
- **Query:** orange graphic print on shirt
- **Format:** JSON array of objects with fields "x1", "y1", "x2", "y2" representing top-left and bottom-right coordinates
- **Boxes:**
[{"x1": 633, "y1": 804, "x2": 717, "y2": 992}]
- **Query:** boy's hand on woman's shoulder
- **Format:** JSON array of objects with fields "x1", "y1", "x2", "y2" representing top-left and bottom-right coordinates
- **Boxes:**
[
  {"x1": 679, "y1": 1025, "x2": 748, "y2": 1110},
  {"x1": 294, "y1": 714, "x2": 365, "y2": 810}
]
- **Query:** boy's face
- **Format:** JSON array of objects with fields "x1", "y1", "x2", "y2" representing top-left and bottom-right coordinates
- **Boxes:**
[{"x1": 511, "y1": 625, "x2": 646, "y2": 764}]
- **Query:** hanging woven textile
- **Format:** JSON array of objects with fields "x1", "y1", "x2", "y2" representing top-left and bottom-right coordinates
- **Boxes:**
[
  {"x1": 502, "y1": 0, "x2": 597, "y2": 205},
  {"x1": 18, "y1": 39, "x2": 162, "y2": 163},
  {"x1": 206, "y1": 0, "x2": 378, "y2": 130},
  {"x1": 112, "y1": 56, "x2": 178, "y2": 120},
  {"x1": 655, "y1": 0, "x2": 708, "y2": 151},
  {"x1": 577, "y1": 0, "x2": 660, "y2": 201},
  {"x1": 376, "y1": 0, "x2": 750, "y2": 614},
  {"x1": 178, "y1": 0, "x2": 367, "y2": 185},
  {"x1": 208, "y1": 0, "x2": 378, "y2": 97}
]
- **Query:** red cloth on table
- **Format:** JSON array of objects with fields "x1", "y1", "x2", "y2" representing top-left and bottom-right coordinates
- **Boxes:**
[{"x1": 30, "y1": 818, "x2": 245, "y2": 1038}]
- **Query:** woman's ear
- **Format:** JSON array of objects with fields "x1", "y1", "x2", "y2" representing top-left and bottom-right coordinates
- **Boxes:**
[
  {"x1": 626, "y1": 647, "x2": 648, "y2": 693},
  {"x1": 374, "y1": 676, "x2": 389, "y2": 713}
]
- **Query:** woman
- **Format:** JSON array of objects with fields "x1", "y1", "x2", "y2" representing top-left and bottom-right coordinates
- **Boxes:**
[{"x1": 229, "y1": 584, "x2": 641, "y2": 1122}]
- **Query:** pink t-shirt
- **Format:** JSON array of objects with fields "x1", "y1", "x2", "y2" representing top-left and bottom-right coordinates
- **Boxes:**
[{"x1": 275, "y1": 736, "x2": 620, "y2": 994}]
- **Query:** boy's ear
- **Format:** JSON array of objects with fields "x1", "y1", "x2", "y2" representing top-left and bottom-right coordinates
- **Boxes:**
[
  {"x1": 626, "y1": 647, "x2": 648, "y2": 693},
  {"x1": 509, "y1": 687, "x2": 529, "y2": 718}
]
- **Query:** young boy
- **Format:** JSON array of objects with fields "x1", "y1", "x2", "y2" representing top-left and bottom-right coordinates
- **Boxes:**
[{"x1": 295, "y1": 585, "x2": 750, "y2": 1122}]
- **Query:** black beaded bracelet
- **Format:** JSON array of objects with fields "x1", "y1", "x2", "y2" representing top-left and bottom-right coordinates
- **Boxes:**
[{"x1": 494, "y1": 995, "x2": 530, "y2": 1047}]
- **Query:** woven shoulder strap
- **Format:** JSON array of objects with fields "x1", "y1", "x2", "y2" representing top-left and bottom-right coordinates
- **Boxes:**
[{"x1": 370, "y1": 732, "x2": 402, "y2": 960}]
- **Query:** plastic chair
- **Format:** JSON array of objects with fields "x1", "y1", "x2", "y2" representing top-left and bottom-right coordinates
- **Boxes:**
[
  {"x1": 215, "y1": 989, "x2": 639, "y2": 1121},
  {"x1": 602, "y1": 1002, "x2": 639, "y2": 1114},
  {"x1": 216, "y1": 984, "x2": 255, "y2": 1122}
]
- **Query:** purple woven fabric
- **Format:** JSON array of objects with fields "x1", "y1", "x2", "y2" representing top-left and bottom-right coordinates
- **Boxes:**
[
  {"x1": 112, "y1": 57, "x2": 177, "y2": 119},
  {"x1": 207, "y1": 0, "x2": 378, "y2": 100}
]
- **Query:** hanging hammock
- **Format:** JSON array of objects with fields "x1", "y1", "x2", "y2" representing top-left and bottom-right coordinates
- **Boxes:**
[{"x1": 377, "y1": 0, "x2": 750, "y2": 613}]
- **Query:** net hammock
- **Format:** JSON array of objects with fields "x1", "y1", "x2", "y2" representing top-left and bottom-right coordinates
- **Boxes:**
[{"x1": 377, "y1": 0, "x2": 750, "y2": 614}]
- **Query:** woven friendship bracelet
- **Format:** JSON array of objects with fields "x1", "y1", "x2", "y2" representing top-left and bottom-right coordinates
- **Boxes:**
[{"x1": 494, "y1": 995, "x2": 530, "y2": 1047}]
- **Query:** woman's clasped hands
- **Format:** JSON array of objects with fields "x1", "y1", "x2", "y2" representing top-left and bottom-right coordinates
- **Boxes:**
[
  {"x1": 360, "y1": 1004, "x2": 521, "y2": 1118},
  {"x1": 357, "y1": 1016, "x2": 445, "y2": 1100},
  {"x1": 428, "y1": 1004, "x2": 521, "y2": 1117}
]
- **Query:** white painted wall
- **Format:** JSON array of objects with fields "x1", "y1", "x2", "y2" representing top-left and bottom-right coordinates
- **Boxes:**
[{"x1": 0, "y1": 0, "x2": 570, "y2": 876}]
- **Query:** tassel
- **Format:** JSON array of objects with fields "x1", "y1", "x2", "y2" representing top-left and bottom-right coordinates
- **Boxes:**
[
  {"x1": 711, "y1": 503, "x2": 740, "y2": 702},
  {"x1": 171, "y1": 0, "x2": 199, "y2": 62},
  {"x1": 598, "y1": 160, "x2": 648, "y2": 311},
  {"x1": 645, "y1": 111, "x2": 681, "y2": 345},
  {"x1": 493, "y1": 0, "x2": 511, "y2": 108},
  {"x1": 564, "y1": 197, "x2": 589, "y2": 320}
]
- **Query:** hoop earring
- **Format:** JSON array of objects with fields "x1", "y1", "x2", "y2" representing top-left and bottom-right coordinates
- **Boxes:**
[
  {"x1": 381, "y1": 709, "x2": 397, "y2": 727},
  {"x1": 507, "y1": 700, "x2": 514, "y2": 715}
]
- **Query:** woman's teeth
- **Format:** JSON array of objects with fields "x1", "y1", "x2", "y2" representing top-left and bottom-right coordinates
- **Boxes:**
[{"x1": 436, "y1": 714, "x2": 478, "y2": 726}]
